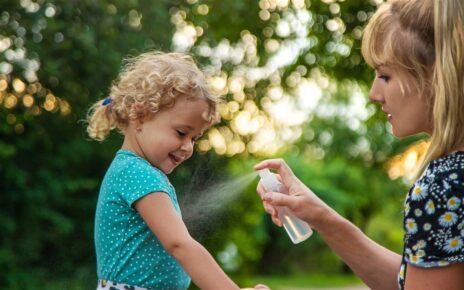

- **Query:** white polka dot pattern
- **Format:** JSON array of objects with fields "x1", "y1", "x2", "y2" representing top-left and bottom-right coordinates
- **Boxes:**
[{"x1": 94, "y1": 150, "x2": 191, "y2": 289}]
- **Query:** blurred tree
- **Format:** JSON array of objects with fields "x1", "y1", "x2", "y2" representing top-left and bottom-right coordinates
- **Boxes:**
[
  {"x1": 0, "y1": 0, "x2": 176, "y2": 287},
  {"x1": 0, "y1": 0, "x2": 423, "y2": 288}
]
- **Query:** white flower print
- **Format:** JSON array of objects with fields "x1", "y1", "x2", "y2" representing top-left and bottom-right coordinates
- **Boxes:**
[
  {"x1": 439, "y1": 212, "x2": 458, "y2": 227},
  {"x1": 399, "y1": 264, "x2": 405, "y2": 280},
  {"x1": 406, "y1": 218, "x2": 418, "y2": 234},
  {"x1": 416, "y1": 240, "x2": 427, "y2": 249},
  {"x1": 443, "y1": 237, "x2": 463, "y2": 253},
  {"x1": 416, "y1": 250, "x2": 425, "y2": 258},
  {"x1": 411, "y1": 184, "x2": 427, "y2": 201},
  {"x1": 438, "y1": 261, "x2": 450, "y2": 266},
  {"x1": 425, "y1": 200, "x2": 435, "y2": 215},
  {"x1": 399, "y1": 153, "x2": 464, "y2": 290},
  {"x1": 443, "y1": 180, "x2": 451, "y2": 190},
  {"x1": 447, "y1": 196, "x2": 461, "y2": 210},
  {"x1": 423, "y1": 223, "x2": 432, "y2": 231},
  {"x1": 409, "y1": 253, "x2": 423, "y2": 264},
  {"x1": 404, "y1": 203, "x2": 410, "y2": 216}
]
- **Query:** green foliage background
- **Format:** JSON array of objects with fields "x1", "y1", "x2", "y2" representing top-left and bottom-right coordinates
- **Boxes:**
[{"x1": 0, "y1": 0, "x2": 417, "y2": 288}]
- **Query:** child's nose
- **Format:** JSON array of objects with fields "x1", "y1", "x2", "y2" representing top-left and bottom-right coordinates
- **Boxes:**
[{"x1": 180, "y1": 139, "x2": 193, "y2": 154}]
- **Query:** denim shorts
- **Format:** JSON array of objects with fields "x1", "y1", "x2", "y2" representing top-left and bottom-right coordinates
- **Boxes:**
[{"x1": 96, "y1": 279, "x2": 148, "y2": 290}]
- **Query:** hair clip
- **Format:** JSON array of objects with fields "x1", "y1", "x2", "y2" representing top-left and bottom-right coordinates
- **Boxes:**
[{"x1": 102, "y1": 98, "x2": 113, "y2": 106}]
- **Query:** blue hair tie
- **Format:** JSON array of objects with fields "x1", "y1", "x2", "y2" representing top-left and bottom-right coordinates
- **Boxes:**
[{"x1": 102, "y1": 97, "x2": 112, "y2": 106}]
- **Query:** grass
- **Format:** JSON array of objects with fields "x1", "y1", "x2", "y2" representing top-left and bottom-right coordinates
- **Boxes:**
[
  {"x1": 245, "y1": 274, "x2": 364, "y2": 289},
  {"x1": 12, "y1": 271, "x2": 364, "y2": 290}
]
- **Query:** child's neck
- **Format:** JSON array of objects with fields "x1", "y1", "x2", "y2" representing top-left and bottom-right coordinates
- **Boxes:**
[{"x1": 121, "y1": 130, "x2": 143, "y2": 158}]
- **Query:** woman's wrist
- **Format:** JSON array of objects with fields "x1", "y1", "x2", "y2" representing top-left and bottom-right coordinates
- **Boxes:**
[{"x1": 310, "y1": 206, "x2": 347, "y2": 235}]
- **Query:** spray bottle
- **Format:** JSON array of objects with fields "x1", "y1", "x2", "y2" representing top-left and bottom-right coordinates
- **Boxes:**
[{"x1": 258, "y1": 169, "x2": 313, "y2": 244}]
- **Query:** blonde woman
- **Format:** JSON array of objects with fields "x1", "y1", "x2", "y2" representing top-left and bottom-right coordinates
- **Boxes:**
[{"x1": 256, "y1": 0, "x2": 464, "y2": 289}]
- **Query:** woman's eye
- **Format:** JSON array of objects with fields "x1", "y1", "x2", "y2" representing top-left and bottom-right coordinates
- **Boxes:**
[
  {"x1": 379, "y1": 75, "x2": 390, "y2": 82},
  {"x1": 176, "y1": 130, "x2": 186, "y2": 136}
]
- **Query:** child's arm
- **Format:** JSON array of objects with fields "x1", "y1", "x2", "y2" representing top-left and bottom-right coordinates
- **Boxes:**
[{"x1": 134, "y1": 192, "x2": 240, "y2": 290}]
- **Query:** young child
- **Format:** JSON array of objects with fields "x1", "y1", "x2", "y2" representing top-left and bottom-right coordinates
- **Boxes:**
[{"x1": 87, "y1": 52, "x2": 266, "y2": 290}]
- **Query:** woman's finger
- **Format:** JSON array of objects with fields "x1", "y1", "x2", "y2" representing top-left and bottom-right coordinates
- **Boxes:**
[
  {"x1": 256, "y1": 181, "x2": 266, "y2": 198},
  {"x1": 263, "y1": 202, "x2": 275, "y2": 216},
  {"x1": 263, "y1": 191, "x2": 296, "y2": 209},
  {"x1": 271, "y1": 215, "x2": 282, "y2": 227},
  {"x1": 255, "y1": 158, "x2": 295, "y2": 189},
  {"x1": 263, "y1": 201, "x2": 282, "y2": 226}
]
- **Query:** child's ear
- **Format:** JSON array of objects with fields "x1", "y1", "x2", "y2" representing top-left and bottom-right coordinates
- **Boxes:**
[
  {"x1": 130, "y1": 103, "x2": 146, "y2": 129},
  {"x1": 128, "y1": 117, "x2": 143, "y2": 132},
  {"x1": 135, "y1": 118, "x2": 144, "y2": 132}
]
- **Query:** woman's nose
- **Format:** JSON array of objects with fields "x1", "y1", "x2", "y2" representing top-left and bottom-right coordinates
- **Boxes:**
[{"x1": 368, "y1": 87, "x2": 384, "y2": 103}]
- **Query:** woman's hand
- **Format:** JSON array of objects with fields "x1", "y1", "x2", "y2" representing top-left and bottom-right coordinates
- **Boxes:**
[{"x1": 255, "y1": 158, "x2": 334, "y2": 231}]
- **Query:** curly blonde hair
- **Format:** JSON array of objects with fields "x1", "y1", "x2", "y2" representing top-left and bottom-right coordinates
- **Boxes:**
[{"x1": 86, "y1": 51, "x2": 219, "y2": 141}]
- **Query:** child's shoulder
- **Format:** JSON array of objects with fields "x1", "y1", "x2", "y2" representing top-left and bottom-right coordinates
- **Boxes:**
[{"x1": 109, "y1": 149, "x2": 168, "y2": 184}]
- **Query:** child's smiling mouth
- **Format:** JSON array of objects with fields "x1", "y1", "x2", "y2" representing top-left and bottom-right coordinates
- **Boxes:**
[{"x1": 169, "y1": 153, "x2": 182, "y2": 165}]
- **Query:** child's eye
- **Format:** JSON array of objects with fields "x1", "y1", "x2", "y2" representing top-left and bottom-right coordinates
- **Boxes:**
[{"x1": 176, "y1": 130, "x2": 186, "y2": 137}]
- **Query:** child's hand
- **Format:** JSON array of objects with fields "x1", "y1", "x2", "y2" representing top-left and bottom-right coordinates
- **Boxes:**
[{"x1": 241, "y1": 284, "x2": 270, "y2": 290}]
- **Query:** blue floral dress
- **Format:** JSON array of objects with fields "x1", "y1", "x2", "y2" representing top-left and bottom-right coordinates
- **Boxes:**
[{"x1": 398, "y1": 151, "x2": 464, "y2": 289}]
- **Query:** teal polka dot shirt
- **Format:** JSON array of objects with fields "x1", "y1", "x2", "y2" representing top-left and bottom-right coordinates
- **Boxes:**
[{"x1": 94, "y1": 150, "x2": 191, "y2": 289}]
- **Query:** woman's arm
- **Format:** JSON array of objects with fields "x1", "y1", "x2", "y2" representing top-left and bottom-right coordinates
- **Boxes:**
[
  {"x1": 134, "y1": 192, "x2": 239, "y2": 290},
  {"x1": 256, "y1": 159, "x2": 401, "y2": 290},
  {"x1": 316, "y1": 211, "x2": 401, "y2": 290},
  {"x1": 405, "y1": 263, "x2": 464, "y2": 290}
]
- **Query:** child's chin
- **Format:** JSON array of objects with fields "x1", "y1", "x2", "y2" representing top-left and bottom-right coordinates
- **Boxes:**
[
  {"x1": 163, "y1": 166, "x2": 175, "y2": 175},
  {"x1": 153, "y1": 164, "x2": 173, "y2": 175}
]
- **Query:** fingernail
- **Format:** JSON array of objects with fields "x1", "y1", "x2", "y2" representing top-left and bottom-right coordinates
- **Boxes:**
[{"x1": 264, "y1": 192, "x2": 273, "y2": 201}]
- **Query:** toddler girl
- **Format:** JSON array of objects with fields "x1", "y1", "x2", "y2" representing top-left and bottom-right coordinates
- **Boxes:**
[{"x1": 87, "y1": 51, "x2": 265, "y2": 290}]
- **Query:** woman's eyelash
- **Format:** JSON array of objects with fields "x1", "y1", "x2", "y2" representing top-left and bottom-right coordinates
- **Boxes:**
[{"x1": 379, "y1": 75, "x2": 390, "y2": 81}]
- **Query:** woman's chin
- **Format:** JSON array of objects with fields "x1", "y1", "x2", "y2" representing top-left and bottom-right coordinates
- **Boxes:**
[{"x1": 391, "y1": 128, "x2": 419, "y2": 139}]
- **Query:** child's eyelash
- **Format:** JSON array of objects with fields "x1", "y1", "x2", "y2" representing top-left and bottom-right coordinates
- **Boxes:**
[{"x1": 177, "y1": 130, "x2": 201, "y2": 142}]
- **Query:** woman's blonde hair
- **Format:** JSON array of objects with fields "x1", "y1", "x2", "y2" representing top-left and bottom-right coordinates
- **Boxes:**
[
  {"x1": 361, "y1": 0, "x2": 435, "y2": 99},
  {"x1": 362, "y1": 0, "x2": 464, "y2": 177},
  {"x1": 86, "y1": 51, "x2": 219, "y2": 141}
]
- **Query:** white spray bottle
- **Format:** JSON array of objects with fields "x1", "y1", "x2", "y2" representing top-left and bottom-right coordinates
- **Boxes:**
[{"x1": 258, "y1": 169, "x2": 313, "y2": 244}]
